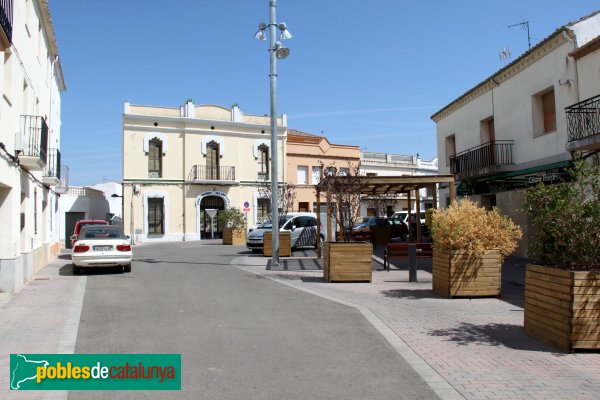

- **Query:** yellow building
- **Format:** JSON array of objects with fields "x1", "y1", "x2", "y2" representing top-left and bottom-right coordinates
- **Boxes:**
[
  {"x1": 122, "y1": 101, "x2": 286, "y2": 242},
  {"x1": 286, "y1": 129, "x2": 360, "y2": 212}
]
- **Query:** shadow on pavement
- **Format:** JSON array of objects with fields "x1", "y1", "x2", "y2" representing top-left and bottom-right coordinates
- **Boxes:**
[
  {"x1": 428, "y1": 321, "x2": 565, "y2": 353},
  {"x1": 59, "y1": 264, "x2": 126, "y2": 276},
  {"x1": 381, "y1": 288, "x2": 440, "y2": 300},
  {"x1": 266, "y1": 258, "x2": 323, "y2": 271}
]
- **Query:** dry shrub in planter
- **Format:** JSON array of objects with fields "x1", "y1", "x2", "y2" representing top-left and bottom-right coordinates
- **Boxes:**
[{"x1": 431, "y1": 199, "x2": 522, "y2": 298}]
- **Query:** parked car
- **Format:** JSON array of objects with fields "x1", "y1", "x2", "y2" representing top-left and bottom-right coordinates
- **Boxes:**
[
  {"x1": 350, "y1": 216, "x2": 390, "y2": 242},
  {"x1": 387, "y1": 217, "x2": 408, "y2": 240},
  {"x1": 71, "y1": 225, "x2": 132, "y2": 275},
  {"x1": 391, "y1": 211, "x2": 426, "y2": 225},
  {"x1": 246, "y1": 212, "x2": 325, "y2": 253},
  {"x1": 70, "y1": 219, "x2": 109, "y2": 248}
]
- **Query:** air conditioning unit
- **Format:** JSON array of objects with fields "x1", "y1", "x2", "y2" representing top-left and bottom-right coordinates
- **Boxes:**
[{"x1": 133, "y1": 184, "x2": 141, "y2": 194}]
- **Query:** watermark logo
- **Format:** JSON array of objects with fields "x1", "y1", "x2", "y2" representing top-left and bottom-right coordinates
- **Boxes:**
[{"x1": 10, "y1": 354, "x2": 181, "y2": 390}]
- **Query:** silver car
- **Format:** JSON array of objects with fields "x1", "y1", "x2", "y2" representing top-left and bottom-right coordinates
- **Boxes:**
[{"x1": 247, "y1": 214, "x2": 325, "y2": 253}]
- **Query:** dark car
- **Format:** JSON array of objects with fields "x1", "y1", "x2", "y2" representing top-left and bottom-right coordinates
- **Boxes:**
[
  {"x1": 350, "y1": 217, "x2": 389, "y2": 241},
  {"x1": 388, "y1": 217, "x2": 408, "y2": 240}
]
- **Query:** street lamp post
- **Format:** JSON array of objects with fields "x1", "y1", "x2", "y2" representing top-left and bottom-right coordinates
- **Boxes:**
[{"x1": 255, "y1": 1, "x2": 292, "y2": 267}]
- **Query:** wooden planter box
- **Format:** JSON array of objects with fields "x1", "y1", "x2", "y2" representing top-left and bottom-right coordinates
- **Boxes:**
[
  {"x1": 324, "y1": 242, "x2": 372, "y2": 283},
  {"x1": 222, "y1": 228, "x2": 246, "y2": 245},
  {"x1": 524, "y1": 264, "x2": 600, "y2": 352},
  {"x1": 432, "y1": 249, "x2": 502, "y2": 298},
  {"x1": 263, "y1": 231, "x2": 291, "y2": 257}
]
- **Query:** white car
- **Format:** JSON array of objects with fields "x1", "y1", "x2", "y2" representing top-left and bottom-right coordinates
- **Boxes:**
[
  {"x1": 71, "y1": 225, "x2": 132, "y2": 274},
  {"x1": 246, "y1": 212, "x2": 325, "y2": 253}
]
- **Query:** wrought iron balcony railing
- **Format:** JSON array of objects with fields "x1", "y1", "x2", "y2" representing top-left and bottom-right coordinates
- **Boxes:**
[
  {"x1": 0, "y1": 0, "x2": 13, "y2": 45},
  {"x1": 17, "y1": 115, "x2": 48, "y2": 168},
  {"x1": 450, "y1": 140, "x2": 514, "y2": 175},
  {"x1": 190, "y1": 165, "x2": 236, "y2": 181},
  {"x1": 565, "y1": 94, "x2": 600, "y2": 143},
  {"x1": 43, "y1": 148, "x2": 61, "y2": 180}
]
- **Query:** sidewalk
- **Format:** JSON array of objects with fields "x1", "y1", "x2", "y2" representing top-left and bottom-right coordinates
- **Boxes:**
[
  {"x1": 232, "y1": 248, "x2": 600, "y2": 400},
  {"x1": 0, "y1": 254, "x2": 85, "y2": 400}
]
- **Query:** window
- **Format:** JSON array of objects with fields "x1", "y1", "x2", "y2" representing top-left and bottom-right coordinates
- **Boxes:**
[
  {"x1": 312, "y1": 166, "x2": 322, "y2": 184},
  {"x1": 533, "y1": 87, "x2": 556, "y2": 136},
  {"x1": 206, "y1": 140, "x2": 220, "y2": 179},
  {"x1": 542, "y1": 91, "x2": 556, "y2": 133},
  {"x1": 445, "y1": 135, "x2": 456, "y2": 167},
  {"x1": 297, "y1": 166, "x2": 308, "y2": 184},
  {"x1": 258, "y1": 144, "x2": 269, "y2": 180},
  {"x1": 148, "y1": 138, "x2": 162, "y2": 178},
  {"x1": 340, "y1": 168, "x2": 350, "y2": 176},
  {"x1": 298, "y1": 202, "x2": 309, "y2": 212},
  {"x1": 34, "y1": 189, "x2": 37, "y2": 235},
  {"x1": 148, "y1": 198, "x2": 164, "y2": 234},
  {"x1": 257, "y1": 198, "x2": 269, "y2": 223}
]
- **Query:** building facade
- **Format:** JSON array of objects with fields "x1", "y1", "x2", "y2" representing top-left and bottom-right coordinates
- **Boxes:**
[
  {"x1": 359, "y1": 152, "x2": 438, "y2": 216},
  {"x1": 0, "y1": 0, "x2": 66, "y2": 293},
  {"x1": 432, "y1": 11, "x2": 600, "y2": 256},
  {"x1": 59, "y1": 186, "x2": 110, "y2": 249},
  {"x1": 122, "y1": 101, "x2": 286, "y2": 243},
  {"x1": 286, "y1": 129, "x2": 360, "y2": 214}
]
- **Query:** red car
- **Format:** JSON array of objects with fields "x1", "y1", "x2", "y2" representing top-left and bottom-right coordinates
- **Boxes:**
[{"x1": 70, "y1": 219, "x2": 109, "y2": 248}]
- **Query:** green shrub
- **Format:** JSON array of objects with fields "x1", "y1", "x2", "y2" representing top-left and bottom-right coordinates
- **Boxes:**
[
  {"x1": 524, "y1": 160, "x2": 600, "y2": 271},
  {"x1": 218, "y1": 207, "x2": 247, "y2": 230},
  {"x1": 431, "y1": 199, "x2": 522, "y2": 257}
]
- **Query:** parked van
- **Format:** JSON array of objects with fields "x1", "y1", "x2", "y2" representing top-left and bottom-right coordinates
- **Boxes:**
[{"x1": 246, "y1": 212, "x2": 325, "y2": 253}]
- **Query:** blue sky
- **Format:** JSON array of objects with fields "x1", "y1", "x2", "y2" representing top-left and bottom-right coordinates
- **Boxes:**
[{"x1": 49, "y1": 1, "x2": 599, "y2": 187}]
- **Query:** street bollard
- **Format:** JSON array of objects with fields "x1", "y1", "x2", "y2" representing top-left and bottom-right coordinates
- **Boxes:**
[{"x1": 408, "y1": 244, "x2": 418, "y2": 283}]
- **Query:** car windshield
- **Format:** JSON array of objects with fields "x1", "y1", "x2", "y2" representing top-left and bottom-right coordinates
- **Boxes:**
[
  {"x1": 354, "y1": 217, "x2": 370, "y2": 225},
  {"x1": 79, "y1": 226, "x2": 125, "y2": 240},
  {"x1": 257, "y1": 217, "x2": 291, "y2": 229}
]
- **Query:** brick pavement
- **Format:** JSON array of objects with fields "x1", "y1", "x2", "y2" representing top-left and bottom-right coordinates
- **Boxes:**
[{"x1": 232, "y1": 252, "x2": 600, "y2": 400}]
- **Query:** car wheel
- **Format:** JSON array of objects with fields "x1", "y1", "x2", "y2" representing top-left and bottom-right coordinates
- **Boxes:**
[
  {"x1": 401, "y1": 233, "x2": 407, "y2": 241},
  {"x1": 123, "y1": 264, "x2": 132, "y2": 273},
  {"x1": 73, "y1": 265, "x2": 81, "y2": 275}
]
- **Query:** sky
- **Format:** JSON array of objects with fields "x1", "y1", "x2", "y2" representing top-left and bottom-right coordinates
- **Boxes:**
[{"x1": 48, "y1": 1, "x2": 600, "y2": 187}]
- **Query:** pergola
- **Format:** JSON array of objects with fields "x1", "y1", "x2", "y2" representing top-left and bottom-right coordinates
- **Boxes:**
[{"x1": 315, "y1": 175, "x2": 456, "y2": 258}]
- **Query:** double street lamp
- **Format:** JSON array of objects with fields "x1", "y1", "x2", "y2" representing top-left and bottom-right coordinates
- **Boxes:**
[{"x1": 254, "y1": 1, "x2": 292, "y2": 266}]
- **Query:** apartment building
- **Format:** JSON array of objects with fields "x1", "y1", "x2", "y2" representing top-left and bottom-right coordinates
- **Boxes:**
[
  {"x1": 0, "y1": 0, "x2": 66, "y2": 293},
  {"x1": 432, "y1": 11, "x2": 600, "y2": 256},
  {"x1": 359, "y1": 152, "x2": 438, "y2": 216},
  {"x1": 122, "y1": 101, "x2": 286, "y2": 242},
  {"x1": 286, "y1": 129, "x2": 360, "y2": 213}
]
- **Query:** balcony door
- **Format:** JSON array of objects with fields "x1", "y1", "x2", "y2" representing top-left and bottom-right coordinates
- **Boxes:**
[{"x1": 206, "y1": 141, "x2": 220, "y2": 180}]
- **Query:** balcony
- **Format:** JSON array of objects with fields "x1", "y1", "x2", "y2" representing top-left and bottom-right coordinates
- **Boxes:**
[
  {"x1": 43, "y1": 148, "x2": 62, "y2": 186},
  {"x1": 450, "y1": 140, "x2": 514, "y2": 180},
  {"x1": 565, "y1": 94, "x2": 600, "y2": 152},
  {"x1": 0, "y1": 0, "x2": 13, "y2": 50},
  {"x1": 188, "y1": 165, "x2": 238, "y2": 185},
  {"x1": 17, "y1": 115, "x2": 48, "y2": 171}
]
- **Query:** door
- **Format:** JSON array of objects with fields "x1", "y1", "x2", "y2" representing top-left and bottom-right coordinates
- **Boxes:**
[
  {"x1": 65, "y1": 212, "x2": 85, "y2": 249},
  {"x1": 200, "y1": 196, "x2": 225, "y2": 239}
]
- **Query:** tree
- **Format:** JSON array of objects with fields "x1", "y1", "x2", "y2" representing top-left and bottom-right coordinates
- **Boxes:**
[
  {"x1": 257, "y1": 180, "x2": 297, "y2": 222},
  {"x1": 317, "y1": 161, "x2": 366, "y2": 242},
  {"x1": 363, "y1": 193, "x2": 400, "y2": 217}
]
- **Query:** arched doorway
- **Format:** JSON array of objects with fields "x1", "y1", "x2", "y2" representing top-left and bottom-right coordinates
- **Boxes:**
[{"x1": 200, "y1": 196, "x2": 225, "y2": 239}]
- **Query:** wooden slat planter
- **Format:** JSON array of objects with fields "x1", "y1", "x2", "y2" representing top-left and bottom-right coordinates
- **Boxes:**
[
  {"x1": 324, "y1": 242, "x2": 372, "y2": 283},
  {"x1": 524, "y1": 263, "x2": 600, "y2": 352},
  {"x1": 432, "y1": 249, "x2": 502, "y2": 298},
  {"x1": 263, "y1": 231, "x2": 291, "y2": 257},
  {"x1": 222, "y1": 228, "x2": 246, "y2": 245}
]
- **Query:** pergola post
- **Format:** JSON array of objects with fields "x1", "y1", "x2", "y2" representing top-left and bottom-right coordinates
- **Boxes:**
[
  {"x1": 416, "y1": 188, "x2": 421, "y2": 243},
  {"x1": 316, "y1": 189, "x2": 321, "y2": 259}
]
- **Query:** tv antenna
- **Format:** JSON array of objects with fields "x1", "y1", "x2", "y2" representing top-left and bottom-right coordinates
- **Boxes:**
[
  {"x1": 508, "y1": 19, "x2": 531, "y2": 50},
  {"x1": 499, "y1": 47, "x2": 511, "y2": 65}
]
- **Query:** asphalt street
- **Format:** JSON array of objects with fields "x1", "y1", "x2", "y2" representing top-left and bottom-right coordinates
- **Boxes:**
[{"x1": 67, "y1": 241, "x2": 439, "y2": 400}]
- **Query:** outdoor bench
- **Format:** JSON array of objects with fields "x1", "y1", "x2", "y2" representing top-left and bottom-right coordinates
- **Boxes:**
[{"x1": 383, "y1": 243, "x2": 433, "y2": 271}]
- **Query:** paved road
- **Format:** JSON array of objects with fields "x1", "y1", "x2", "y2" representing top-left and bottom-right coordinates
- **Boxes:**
[{"x1": 69, "y1": 242, "x2": 439, "y2": 400}]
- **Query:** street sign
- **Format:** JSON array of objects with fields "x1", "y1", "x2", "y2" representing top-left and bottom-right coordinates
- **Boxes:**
[{"x1": 243, "y1": 201, "x2": 250, "y2": 213}]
